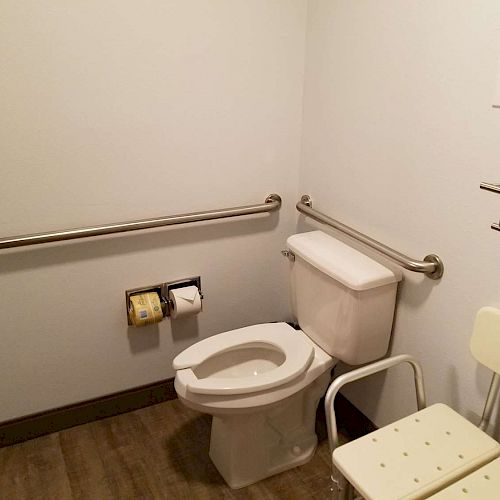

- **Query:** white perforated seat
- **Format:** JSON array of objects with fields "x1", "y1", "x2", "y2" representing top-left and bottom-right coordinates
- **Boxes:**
[
  {"x1": 173, "y1": 323, "x2": 314, "y2": 395},
  {"x1": 333, "y1": 403, "x2": 500, "y2": 500},
  {"x1": 427, "y1": 456, "x2": 500, "y2": 499}
]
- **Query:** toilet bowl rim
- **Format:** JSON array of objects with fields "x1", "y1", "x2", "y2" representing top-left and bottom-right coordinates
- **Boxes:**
[{"x1": 173, "y1": 323, "x2": 315, "y2": 396}]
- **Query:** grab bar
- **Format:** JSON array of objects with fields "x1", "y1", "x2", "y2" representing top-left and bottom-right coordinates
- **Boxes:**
[
  {"x1": 479, "y1": 183, "x2": 500, "y2": 231},
  {"x1": 0, "y1": 194, "x2": 281, "y2": 250},
  {"x1": 296, "y1": 195, "x2": 444, "y2": 279},
  {"x1": 480, "y1": 182, "x2": 500, "y2": 194}
]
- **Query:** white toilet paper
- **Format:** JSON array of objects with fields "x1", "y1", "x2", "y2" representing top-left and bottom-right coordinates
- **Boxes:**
[{"x1": 169, "y1": 285, "x2": 202, "y2": 319}]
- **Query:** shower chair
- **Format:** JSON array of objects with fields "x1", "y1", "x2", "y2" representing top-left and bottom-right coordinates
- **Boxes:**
[{"x1": 325, "y1": 307, "x2": 500, "y2": 499}]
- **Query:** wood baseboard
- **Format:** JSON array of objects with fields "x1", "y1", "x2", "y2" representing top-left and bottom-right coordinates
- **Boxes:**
[
  {"x1": 1, "y1": 376, "x2": 375, "y2": 449},
  {"x1": 0, "y1": 378, "x2": 176, "y2": 448}
]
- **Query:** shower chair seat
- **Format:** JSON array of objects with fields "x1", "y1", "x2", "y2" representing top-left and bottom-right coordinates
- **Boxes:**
[{"x1": 427, "y1": 455, "x2": 500, "y2": 498}]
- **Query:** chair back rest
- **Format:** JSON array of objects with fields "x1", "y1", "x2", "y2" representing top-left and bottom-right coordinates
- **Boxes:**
[{"x1": 470, "y1": 307, "x2": 500, "y2": 374}]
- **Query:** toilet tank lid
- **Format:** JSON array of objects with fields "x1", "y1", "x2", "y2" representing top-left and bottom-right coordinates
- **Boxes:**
[{"x1": 287, "y1": 231, "x2": 402, "y2": 291}]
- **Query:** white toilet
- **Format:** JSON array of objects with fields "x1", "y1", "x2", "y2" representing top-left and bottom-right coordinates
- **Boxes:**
[{"x1": 173, "y1": 230, "x2": 402, "y2": 488}]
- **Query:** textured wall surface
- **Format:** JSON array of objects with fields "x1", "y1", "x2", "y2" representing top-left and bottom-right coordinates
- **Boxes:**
[
  {"x1": 0, "y1": 1, "x2": 306, "y2": 421},
  {"x1": 300, "y1": 0, "x2": 500, "y2": 430},
  {"x1": 3, "y1": 1, "x2": 500, "y2": 434}
]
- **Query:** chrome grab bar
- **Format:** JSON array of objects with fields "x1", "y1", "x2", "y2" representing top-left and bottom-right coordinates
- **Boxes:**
[
  {"x1": 0, "y1": 194, "x2": 281, "y2": 250},
  {"x1": 296, "y1": 195, "x2": 444, "y2": 279},
  {"x1": 480, "y1": 182, "x2": 500, "y2": 194},
  {"x1": 479, "y1": 183, "x2": 500, "y2": 231}
]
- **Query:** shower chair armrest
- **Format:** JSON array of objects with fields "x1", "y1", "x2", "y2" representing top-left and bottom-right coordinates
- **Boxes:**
[{"x1": 325, "y1": 354, "x2": 426, "y2": 455}]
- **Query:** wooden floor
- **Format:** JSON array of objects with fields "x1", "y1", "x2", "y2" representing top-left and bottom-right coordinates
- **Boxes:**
[{"x1": 0, "y1": 399, "x2": 335, "y2": 499}]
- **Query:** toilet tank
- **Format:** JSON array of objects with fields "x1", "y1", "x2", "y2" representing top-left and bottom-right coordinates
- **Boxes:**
[{"x1": 286, "y1": 231, "x2": 402, "y2": 365}]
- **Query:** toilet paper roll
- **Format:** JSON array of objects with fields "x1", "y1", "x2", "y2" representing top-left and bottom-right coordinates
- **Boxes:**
[
  {"x1": 129, "y1": 292, "x2": 164, "y2": 327},
  {"x1": 169, "y1": 286, "x2": 202, "y2": 319}
]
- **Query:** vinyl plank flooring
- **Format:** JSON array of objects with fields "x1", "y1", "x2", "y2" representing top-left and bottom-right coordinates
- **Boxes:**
[
  {"x1": 58, "y1": 424, "x2": 114, "y2": 500},
  {"x1": 0, "y1": 433, "x2": 73, "y2": 500},
  {"x1": 0, "y1": 399, "x2": 336, "y2": 499},
  {"x1": 88, "y1": 413, "x2": 167, "y2": 499}
]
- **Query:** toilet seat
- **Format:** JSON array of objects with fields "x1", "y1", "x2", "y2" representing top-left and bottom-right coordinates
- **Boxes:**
[{"x1": 173, "y1": 323, "x2": 314, "y2": 396}]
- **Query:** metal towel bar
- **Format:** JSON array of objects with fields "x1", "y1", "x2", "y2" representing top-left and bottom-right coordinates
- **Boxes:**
[
  {"x1": 479, "y1": 183, "x2": 500, "y2": 231},
  {"x1": 0, "y1": 194, "x2": 281, "y2": 250},
  {"x1": 296, "y1": 195, "x2": 444, "y2": 279}
]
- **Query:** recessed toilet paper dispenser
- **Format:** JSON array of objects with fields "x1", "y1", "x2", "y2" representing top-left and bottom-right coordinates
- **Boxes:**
[{"x1": 126, "y1": 276, "x2": 203, "y2": 326}]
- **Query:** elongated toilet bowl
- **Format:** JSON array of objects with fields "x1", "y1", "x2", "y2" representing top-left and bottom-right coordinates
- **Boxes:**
[{"x1": 173, "y1": 322, "x2": 335, "y2": 488}]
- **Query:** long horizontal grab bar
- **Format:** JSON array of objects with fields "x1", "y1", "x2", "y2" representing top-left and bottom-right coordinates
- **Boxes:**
[
  {"x1": 0, "y1": 194, "x2": 282, "y2": 250},
  {"x1": 296, "y1": 195, "x2": 444, "y2": 279},
  {"x1": 480, "y1": 182, "x2": 500, "y2": 194}
]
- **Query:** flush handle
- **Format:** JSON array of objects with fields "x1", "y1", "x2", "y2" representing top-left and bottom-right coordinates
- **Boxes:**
[{"x1": 281, "y1": 250, "x2": 295, "y2": 262}]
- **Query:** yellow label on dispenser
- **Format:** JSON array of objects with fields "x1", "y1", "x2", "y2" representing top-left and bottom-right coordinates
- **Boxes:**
[{"x1": 129, "y1": 292, "x2": 163, "y2": 327}]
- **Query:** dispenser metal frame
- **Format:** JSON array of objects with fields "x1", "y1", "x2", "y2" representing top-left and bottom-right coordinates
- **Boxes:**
[{"x1": 125, "y1": 276, "x2": 203, "y2": 324}]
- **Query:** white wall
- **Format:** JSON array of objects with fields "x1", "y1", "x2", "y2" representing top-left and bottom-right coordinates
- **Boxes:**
[
  {"x1": 0, "y1": 1, "x2": 307, "y2": 422},
  {"x1": 301, "y1": 0, "x2": 500, "y2": 429},
  {"x1": 4, "y1": 0, "x2": 500, "y2": 433}
]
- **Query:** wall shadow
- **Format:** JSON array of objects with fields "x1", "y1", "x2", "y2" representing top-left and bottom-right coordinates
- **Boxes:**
[
  {"x1": 163, "y1": 412, "x2": 224, "y2": 485},
  {"x1": 171, "y1": 316, "x2": 200, "y2": 342},
  {"x1": 127, "y1": 324, "x2": 160, "y2": 353}
]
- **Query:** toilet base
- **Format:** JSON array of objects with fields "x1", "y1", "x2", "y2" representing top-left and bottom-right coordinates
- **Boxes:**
[{"x1": 208, "y1": 371, "x2": 331, "y2": 489}]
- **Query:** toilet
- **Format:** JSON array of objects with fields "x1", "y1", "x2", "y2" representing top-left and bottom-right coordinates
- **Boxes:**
[{"x1": 173, "y1": 230, "x2": 402, "y2": 488}]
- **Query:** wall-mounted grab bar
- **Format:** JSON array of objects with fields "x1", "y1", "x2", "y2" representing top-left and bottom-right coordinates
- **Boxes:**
[
  {"x1": 0, "y1": 194, "x2": 282, "y2": 250},
  {"x1": 480, "y1": 182, "x2": 500, "y2": 194},
  {"x1": 479, "y1": 183, "x2": 500, "y2": 231},
  {"x1": 296, "y1": 195, "x2": 444, "y2": 279}
]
